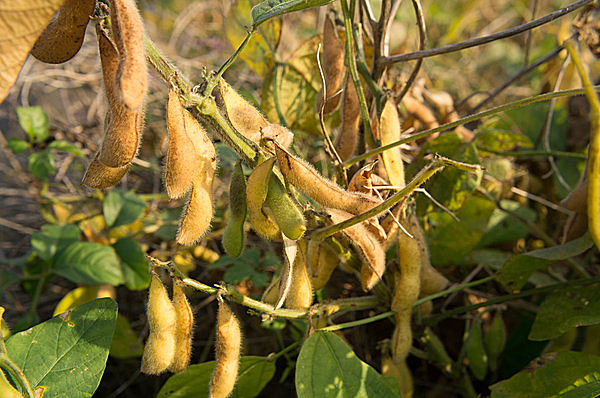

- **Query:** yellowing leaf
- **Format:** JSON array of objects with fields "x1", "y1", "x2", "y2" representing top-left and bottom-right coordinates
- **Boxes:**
[
  {"x1": 53, "y1": 286, "x2": 99, "y2": 316},
  {"x1": 0, "y1": 0, "x2": 67, "y2": 103}
]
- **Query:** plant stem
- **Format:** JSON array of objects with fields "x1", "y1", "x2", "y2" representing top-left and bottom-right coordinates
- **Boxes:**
[
  {"x1": 267, "y1": 341, "x2": 301, "y2": 361},
  {"x1": 213, "y1": 30, "x2": 255, "y2": 84},
  {"x1": 0, "y1": 355, "x2": 34, "y2": 398},
  {"x1": 478, "y1": 148, "x2": 587, "y2": 159},
  {"x1": 565, "y1": 39, "x2": 600, "y2": 250},
  {"x1": 413, "y1": 276, "x2": 495, "y2": 307},
  {"x1": 345, "y1": 86, "x2": 600, "y2": 167},
  {"x1": 319, "y1": 311, "x2": 395, "y2": 332}
]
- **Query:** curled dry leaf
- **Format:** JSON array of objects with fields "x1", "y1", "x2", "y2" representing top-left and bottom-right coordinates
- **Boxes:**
[
  {"x1": 326, "y1": 208, "x2": 385, "y2": 291},
  {"x1": 274, "y1": 140, "x2": 381, "y2": 215},
  {"x1": 317, "y1": 14, "x2": 345, "y2": 114},
  {"x1": 209, "y1": 300, "x2": 241, "y2": 398},
  {"x1": 165, "y1": 89, "x2": 199, "y2": 199},
  {"x1": 31, "y1": 0, "x2": 96, "y2": 64},
  {"x1": 168, "y1": 283, "x2": 194, "y2": 373},
  {"x1": 0, "y1": 0, "x2": 67, "y2": 102},
  {"x1": 334, "y1": 75, "x2": 360, "y2": 161},
  {"x1": 109, "y1": 0, "x2": 147, "y2": 110},
  {"x1": 245, "y1": 157, "x2": 280, "y2": 240}
]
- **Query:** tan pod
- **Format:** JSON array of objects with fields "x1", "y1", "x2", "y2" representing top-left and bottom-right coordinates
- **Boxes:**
[
  {"x1": 168, "y1": 283, "x2": 194, "y2": 373},
  {"x1": 82, "y1": 151, "x2": 130, "y2": 188},
  {"x1": 141, "y1": 275, "x2": 176, "y2": 374},
  {"x1": 381, "y1": 356, "x2": 414, "y2": 398},
  {"x1": 245, "y1": 157, "x2": 280, "y2": 240},
  {"x1": 379, "y1": 98, "x2": 405, "y2": 188},
  {"x1": 317, "y1": 14, "x2": 345, "y2": 114},
  {"x1": 285, "y1": 239, "x2": 313, "y2": 310},
  {"x1": 308, "y1": 240, "x2": 339, "y2": 291},
  {"x1": 326, "y1": 208, "x2": 385, "y2": 291},
  {"x1": 31, "y1": 0, "x2": 96, "y2": 63},
  {"x1": 165, "y1": 89, "x2": 200, "y2": 199},
  {"x1": 261, "y1": 274, "x2": 281, "y2": 305},
  {"x1": 334, "y1": 75, "x2": 360, "y2": 162},
  {"x1": 109, "y1": 0, "x2": 148, "y2": 110},
  {"x1": 391, "y1": 311, "x2": 413, "y2": 364},
  {"x1": 209, "y1": 300, "x2": 241, "y2": 398},
  {"x1": 274, "y1": 141, "x2": 380, "y2": 215}
]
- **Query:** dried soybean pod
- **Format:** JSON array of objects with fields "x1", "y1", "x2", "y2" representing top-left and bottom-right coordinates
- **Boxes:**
[
  {"x1": 410, "y1": 214, "x2": 448, "y2": 295},
  {"x1": 465, "y1": 317, "x2": 488, "y2": 381},
  {"x1": 334, "y1": 75, "x2": 360, "y2": 162},
  {"x1": 168, "y1": 283, "x2": 194, "y2": 373},
  {"x1": 209, "y1": 300, "x2": 241, "y2": 398},
  {"x1": 381, "y1": 356, "x2": 414, "y2": 398},
  {"x1": 109, "y1": 0, "x2": 147, "y2": 110},
  {"x1": 246, "y1": 157, "x2": 280, "y2": 240},
  {"x1": 177, "y1": 111, "x2": 216, "y2": 245},
  {"x1": 326, "y1": 208, "x2": 385, "y2": 291},
  {"x1": 379, "y1": 98, "x2": 405, "y2": 188},
  {"x1": 165, "y1": 89, "x2": 199, "y2": 199},
  {"x1": 308, "y1": 240, "x2": 339, "y2": 291},
  {"x1": 96, "y1": 25, "x2": 141, "y2": 167},
  {"x1": 285, "y1": 239, "x2": 313, "y2": 310},
  {"x1": 392, "y1": 215, "x2": 423, "y2": 313},
  {"x1": 317, "y1": 14, "x2": 345, "y2": 114},
  {"x1": 141, "y1": 275, "x2": 176, "y2": 374},
  {"x1": 82, "y1": 151, "x2": 130, "y2": 188},
  {"x1": 223, "y1": 161, "x2": 247, "y2": 257},
  {"x1": 261, "y1": 274, "x2": 280, "y2": 305},
  {"x1": 391, "y1": 311, "x2": 413, "y2": 363},
  {"x1": 274, "y1": 141, "x2": 381, "y2": 215},
  {"x1": 484, "y1": 311, "x2": 506, "y2": 372},
  {"x1": 218, "y1": 79, "x2": 267, "y2": 141},
  {"x1": 31, "y1": 0, "x2": 96, "y2": 64},
  {"x1": 265, "y1": 175, "x2": 306, "y2": 240}
]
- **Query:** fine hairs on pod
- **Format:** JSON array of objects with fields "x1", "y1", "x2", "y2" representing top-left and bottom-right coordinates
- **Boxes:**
[
  {"x1": 168, "y1": 282, "x2": 194, "y2": 373},
  {"x1": 209, "y1": 299, "x2": 242, "y2": 398},
  {"x1": 245, "y1": 157, "x2": 280, "y2": 240}
]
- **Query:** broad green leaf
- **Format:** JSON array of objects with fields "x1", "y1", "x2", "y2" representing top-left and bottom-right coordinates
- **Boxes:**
[
  {"x1": 47, "y1": 140, "x2": 84, "y2": 157},
  {"x1": 211, "y1": 248, "x2": 273, "y2": 287},
  {"x1": 0, "y1": 1, "x2": 67, "y2": 103},
  {"x1": 251, "y1": 0, "x2": 335, "y2": 27},
  {"x1": 54, "y1": 242, "x2": 123, "y2": 285},
  {"x1": 5, "y1": 298, "x2": 118, "y2": 398},
  {"x1": 16, "y1": 106, "x2": 49, "y2": 143},
  {"x1": 490, "y1": 351, "x2": 600, "y2": 398},
  {"x1": 496, "y1": 233, "x2": 594, "y2": 290},
  {"x1": 53, "y1": 286, "x2": 100, "y2": 316},
  {"x1": 103, "y1": 189, "x2": 146, "y2": 228},
  {"x1": 225, "y1": 0, "x2": 280, "y2": 78},
  {"x1": 31, "y1": 224, "x2": 80, "y2": 261},
  {"x1": 296, "y1": 331, "x2": 399, "y2": 398},
  {"x1": 157, "y1": 356, "x2": 275, "y2": 398},
  {"x1": 112, "y1": 238, "x2": 150, "y2": 290},
  {"x1": 559, "y1": 372, "x2": 600, "y2": 398},
  {"x1": 477, "y1": 200, "x2": 537, "y2": 248},
  {"x1": 529, "y1": 284, "x2": 600, "y2": 341},
  {"x1": 5, "y1": 137, "x2": 29, "y2": 154},
  {"x1": 475, "y1": 129, "x2": 533, "y2": 152},
  {"x1": 109, "y1": 314, "x2": 143, "y2": 359},
  {"x1": 28, "y1": 151, "x2": 55, "y2": 181}
]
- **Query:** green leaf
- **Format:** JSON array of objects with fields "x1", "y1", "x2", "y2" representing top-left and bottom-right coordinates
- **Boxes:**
[
  {"x1": 465, "y1": 317, "x2": 488, "y2": 381},
  {"x1": 529, "y1": 284, "x2": 600, "y2": 341},
  {"x1": 490, "y1": 351, "x2": 600, "y2": 398},
  {"x1": 251, "y1": 0, "x2": 335, "y2": 27},
  {"x1": 112, "y1": 238, "x2": 150, "y2": 290},
  {"x1": 477, "y1": 200, "x2": 537, "y2": 248},
  {"x1": 109, "y1": 314, "x2": 143, "y2": 359},
  {"x1": 5, "y1": 298, "x2": 118, "y2": 398},
  {"x1": 31, "y1": 224, "x2": 80, "y2": 261},
  {"x1": 47, "y1": 140, "x2": 84, "y2": 157},
  {"x1": 16, "y1": 106, "x2": 49, "y2": 143},
  {"x1": 157, "y1": 356, "x2": 275, "y2": 398},
  {"x1": 296, "y1": 331, "x2": 399, "y2": 398},
  {"x1": 559, "y1": 372, "x2": 600, "y2": 398},
  {"x1": 5, "y1": 137, "x2": 30, "y2": 154},
  {"x1": 475, "y1": 129, "x2": 533, "y2": 152},
  {"x1": 496, "y1": 233, "x2": 594, "y2": 290},
  {"x1": 54, "y1": 242, "x2": 123, "y2": 285},
  {"x1": 28, "y1": 151, "x2": 55, "y2": 181},
  {"x1": 103, "y1": 189, "x2": 146, "y2": 228}
]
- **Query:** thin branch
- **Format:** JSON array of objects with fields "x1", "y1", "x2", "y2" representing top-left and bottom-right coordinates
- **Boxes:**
[
  {"x1": 396, "y1": 0, "x2": 427, "y2": 103},
  {"x1": 381, "y1": 0, "x2": 592, "y2": 65}
]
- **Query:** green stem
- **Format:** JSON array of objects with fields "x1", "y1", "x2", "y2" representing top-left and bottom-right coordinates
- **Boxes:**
[
  {"x1": 144, "y1": 37, "x2": 189, "y2": 95},
  {"x1": 214, "y1": 30, "x2": 255, "y2": 83},
  {"x1": 565, "y1": 40, "x2": 600, "y2": 250},
  {"x1": 319, "y1": 311, "x2": 395, "y2": 332},
  {"x1": 341, "y1": 0, "x2": 375, "y2": 149},
  {"x1": 478, "y1": 148, "x2": 587, "y2": 159},
  {"x1": 267, "y1": 340, "x2": 301, "y2": 361},
  {"x1": 0, "y1": 356, "x2": 34, "y2": 398},
  {"x1": 311, "y1": 155, "x2": 482, "y2": 241},
  {"x1": 345, "y1": 86, "x2": 600, "y2": 167},
  {"x1": 413, "y1": 276, "x2": 495, "y2": 307},
  {"x1": 424, "y1": 275, "x2": 600, "y2": 325}
]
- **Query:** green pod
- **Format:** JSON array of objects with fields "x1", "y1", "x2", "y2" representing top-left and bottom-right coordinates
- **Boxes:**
[
  {"x1": 423, "y1": 327, "x2": 455, "y2": 376},
  {"x1": 484, "y1": 311, "x2": 506, "y2": 372},
  {"x1": 223, "y1": 161, "x2": 247, "y2": 257},
  {"x1": 465, "y1": 317, "x2": 488, "y2": 381},
  {"x1": 265, "y1": 175, "x2": 306, "y2": 240},
  {"x1": 246, "y1": 157, "x2": 280, "y2": 239}
]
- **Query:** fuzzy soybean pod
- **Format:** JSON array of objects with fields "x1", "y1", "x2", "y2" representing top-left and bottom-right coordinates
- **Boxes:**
[
  {"x1": 245, "y1": 157, "x2": 280, "y2": 240},
  {"x1": 334, "y1": 75, "x2": 360, "y2": 162},
  {"x1": 168, "y1": 283, "x2": 194, "y2": 373},
  {"x1": 209, "y1": 300, "x2": 241, "y2": 398},
  {"x1": 141, "y1": 275, "x2": 177, "y2": 374},
  {"x1": 261, "y1": 274, "x2": 280, "y2": 305},
  {"x1": 284, "y1": 239, "x2": 313, "y2": 310},
  {"x1": 392, "y1": 215, "x2": 423, "y2": 313},
  {"x1": 465, "y1": 317, "x2": 488, "y2": 381},
  {"x1": 379, "y1": 98, "x2": 405, "y2": 188},
  {"x1": 381, "y1": 356, "x2": 414, "y2": 398},
  {"x1": 31, "y1": 0, "x2": 96, "y2": 64},
  {"x1": 223, "y1": 161, "x2": 247, "y2": 257},
  {"x1": 308, "y1": 240, "x2": 339, "y2": 291},
  {"x1": 82, "y1": 151, "x2": 130, "y2": 188},
  {"x1": 108, "y1": 0, "x2": 148, "y2": 110},
  {"x1": 264, "y1": 175, "x2": 306, "y2": 240},
  {"x1": 274, "y1": 141, "x2": 381, "y2": 216},
  {"x1": 177, "y1": 111, "x2": 216, "y2": 245},
  {"x1": 317, "y1": 14, "x2": 345, "y2": 114},
  {"x1": 165, "y1": 89, "x2": 200, "y2": 199}
]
